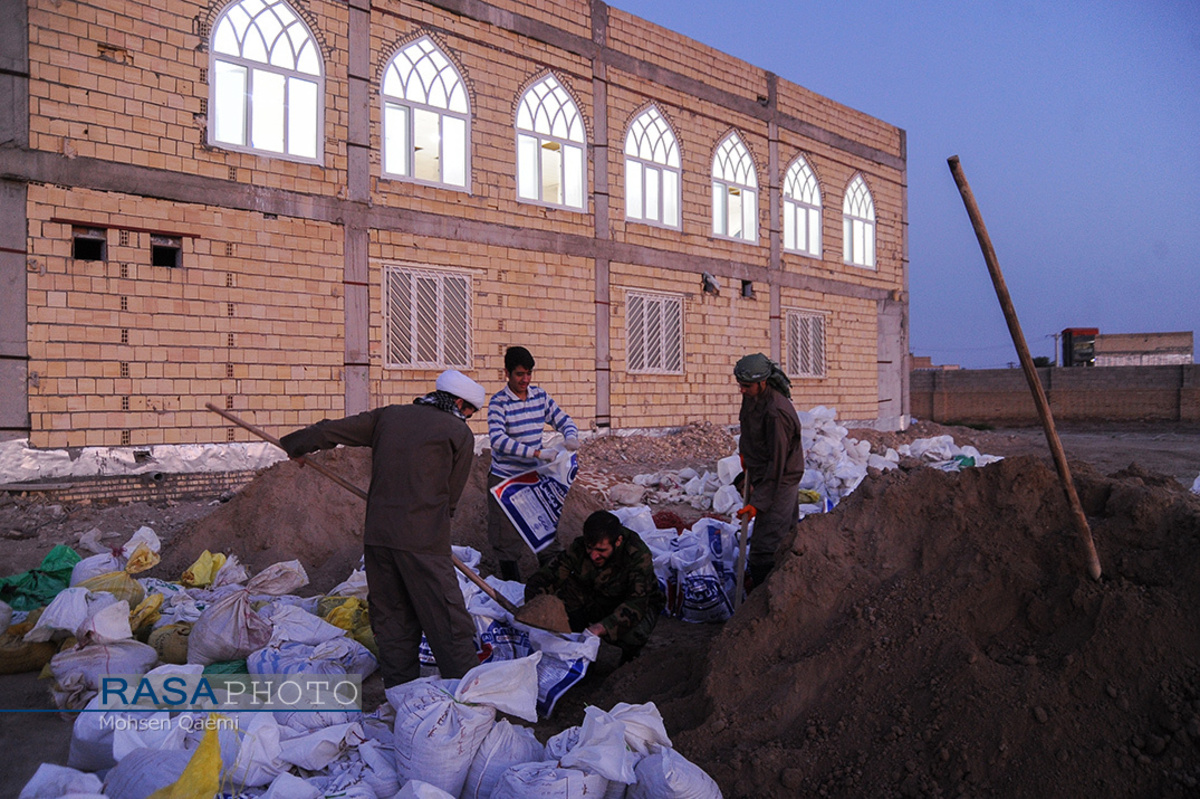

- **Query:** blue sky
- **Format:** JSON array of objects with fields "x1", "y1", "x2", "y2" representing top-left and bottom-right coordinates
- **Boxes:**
[{"x1": 613, "y1": 1, "x2": 1200, "y2": 368}]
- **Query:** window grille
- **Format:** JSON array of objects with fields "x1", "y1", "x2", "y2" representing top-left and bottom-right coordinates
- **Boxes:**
[
  {"x1": 626, "y1": 291, "x2": 683, "y2": 374},
  {"x1": 625, "y1": 106, "x2": 681, "y2": 229},
  {"x1": 209, "y1": 0, "x2": 323, "y2": 161},
  {"x1": 384, "y1": 265, "x2": 472, "y2": 369},
  {"x1": 711, "y1": 133, "x2": 757, "y2": 242},
  {"x1": 783, "y1": 157, "x2": 822, "y2": 258},
  {"x1": 786, "y1": 310, "x2": 827, "y2": 378},
  {"x1": 843, "y1": 174, "x2": 876, "y2": 268},
  {"x1": 382, "y1": 36, "x2": 470, "y2": 189},
  {"x1": 516, "y1": 75, "x2": 586, "y2": 210}
]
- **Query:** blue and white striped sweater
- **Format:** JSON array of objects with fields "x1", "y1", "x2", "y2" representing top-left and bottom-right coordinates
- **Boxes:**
[{"x1": 488, "y1": 385, "x2": 578, "y2": 477}]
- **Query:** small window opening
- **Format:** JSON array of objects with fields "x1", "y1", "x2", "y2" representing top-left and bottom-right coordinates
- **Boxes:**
[
  {"x1": 151, "y1": 235, "x2": 182, "y2": 268},
  {"x1": 121, "y1": 430, "x2": 132, "y2": 446},
  {"x1": 73, "y1": 227, "x2": 107, "y2": 261}
]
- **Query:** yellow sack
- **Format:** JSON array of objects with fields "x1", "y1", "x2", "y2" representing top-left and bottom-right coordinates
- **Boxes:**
[
  {"x1": 148, "y1": 623, "x2": 192, "y2": 665},
  {"x1": 130, "y1": 593, "x2": 164, "y2": 637},
  {"x1": 798, "y1": 489, "x2": 823, "y2": 505},
  {"x1": 147, "y1": 723, "x2": 223, "y2": 799},
  {"x1": 77, "y1": 542, "x2": 161, "y2": 605},
  {"x1": 320, "y1": 597, "x2": 377, "y2": 657},
  {"x1": 0, "y1": 632, "x2": 57, "y2": 674},
  {"x1": 181, "y1": 550, "x2": 226, "y2": 588}
]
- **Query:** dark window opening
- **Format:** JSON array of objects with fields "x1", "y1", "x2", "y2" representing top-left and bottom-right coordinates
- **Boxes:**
[
  {"x1": 73, "y1": 227, "x2": 107, "y2": 261},
  {"x1": 151, "y1": 235, "x2": 183, "y2": 268}
]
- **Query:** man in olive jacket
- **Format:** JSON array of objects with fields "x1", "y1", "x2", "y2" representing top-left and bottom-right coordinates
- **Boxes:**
[
  {"x1": 279, "y1": 370, "x2": 487, "y2": 687},
  {"x1": 525, "y1": 510, "x2": 665, "y2": 663}
]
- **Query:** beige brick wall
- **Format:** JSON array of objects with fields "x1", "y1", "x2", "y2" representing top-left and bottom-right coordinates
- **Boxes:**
[{"x1": 17, "y1": 0, "x2": 907, "y2": 447}]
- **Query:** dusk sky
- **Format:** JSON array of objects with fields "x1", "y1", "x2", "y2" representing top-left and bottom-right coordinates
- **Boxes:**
[{"x1": 614, "y1": 1, "x2": 1200, "y2": 368}]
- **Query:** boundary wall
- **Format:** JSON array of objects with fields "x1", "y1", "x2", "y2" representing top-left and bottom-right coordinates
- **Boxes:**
[{"x1": 911, "y1": 365, "x2": 1200, "y2": 425}]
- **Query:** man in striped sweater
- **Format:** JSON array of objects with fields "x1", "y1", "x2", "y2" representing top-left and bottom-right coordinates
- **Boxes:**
[{"x1": 488, "y1": 346, "x2": 579, "y2": 581}]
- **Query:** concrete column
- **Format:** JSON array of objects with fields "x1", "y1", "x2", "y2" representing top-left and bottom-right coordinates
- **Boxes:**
[
  {"x1": 0, "y1": 0, "x2": 29, "y2": 439},
  {"x1": 344, "y1": 0, "x2": 372, "y2": 413},
  {"x1": 591, "y1": 1, "x2": 611, "y2": 428}
]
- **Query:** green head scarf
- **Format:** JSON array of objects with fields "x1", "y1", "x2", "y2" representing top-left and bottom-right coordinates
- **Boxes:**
[{"x1": 734, "y1": 352, "x2": 792, "y2": 398}]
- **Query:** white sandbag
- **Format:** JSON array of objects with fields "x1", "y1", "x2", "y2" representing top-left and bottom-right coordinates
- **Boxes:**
[
  {"x1": 186, "y1": 588, "x2": 271, "y2": 665},
  {"x1": 50, "y1": 639, "x2": 159, "y2": 709},
  {"x1": 110, "y1": 664, "x2": 201, "y2": 760},
  {"x1": 263, "y1": 604, "x2": 347, "y2": 646},
  {"x1": 261, "y1": 772, "x2": 323, "y2": 799},
  {"x1": 329, "y1": 567, "x2": 369, "y2": 600},
  {"x1": 70, "y1": 552, "x2": 125, "y2": 587},
  {"x1": 610, "y1": 506, "x2": 656, "y2": 535},
  {"x1": 388, "y1": 676, "x2": 497, "y2": 797},
  {"x1": 76, "y1": 598, "x2": 132, "y2": 643},
  {"x1": 25, "y1": 588, "x2": 118, "y2": 643},
  {"x1": 279, "y1": 721, "x2": 363, "y2": 771},
  {"x1": 454, "y1": 653, "x2": 542, "y2": 721},
  {"x1": 716, "y1": 454, "x2": 742, "y2": 485},
  {"x1": 398, "y1": 781, "x2": 457, "y2": 798},
  {"x1": 67, "y1": 695, "x2": 120, "y2": 772},
  {"x1": 1192, "y1": 472, "x2": 1200, "y2": 494},
  {"x1": 0, "y1": 599, "x2": 11, "y2": 631},
  {"x1": 491, "y1": 761, "x2": 609, "y2": 799},
  {"x1": 461, "y1": 719, "x2": 546, "y2": 799},
  {"x1": 608, "y1": 702, "x2": 672, "y2": 753},
  {"x1": 560, "y1": 705, "x2": 637, "y2": 785},
  {"x1": 275, "y1": 706, "x2": 360, "y2": 733},
  {"x1": 357, "y1": 738, "x2": 400, "y2": 799},
  {"x1": 628, "y1": 746, "x2": 722, "y2": 799},
  {"x1": 711, "y1": 484, "x2": 742, "y2": 515},
  {"x1": 670, "y1": 542, "x2": 732, "y2": 624},
  {"x1": 228, "y1": 711, "x2": 288, "y2": 788},
  {"x1": 544, "y1": 725, "x2": 581, "y2": 761},
  {"x1": 248, "y1": 637, "x2": 377, "y2": 678},
  {"x1": 102, "y1": 747, "x2": 192, "y2": 799},
  {"x1": 18, "y1": 763, "x2": 103, "y2": 799},
  {"x1": 210, "y1": 552, "x2": 249, "y2": 588}
]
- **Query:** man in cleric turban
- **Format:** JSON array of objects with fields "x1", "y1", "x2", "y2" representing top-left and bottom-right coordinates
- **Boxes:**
[
  {"x1": 733, "y1": 353, "x2": 805, "y2": 588},
  {"x1": 279, "y1": 370, "x2": 487, "y2": 686}
]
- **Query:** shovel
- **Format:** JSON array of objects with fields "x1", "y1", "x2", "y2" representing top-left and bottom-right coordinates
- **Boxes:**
[
  {"x1": 205, "y1": 403, "x2": 526, "y2": 617},
  {"x1": 732, "y1": 469, "x2": 751, "y2": 610}
]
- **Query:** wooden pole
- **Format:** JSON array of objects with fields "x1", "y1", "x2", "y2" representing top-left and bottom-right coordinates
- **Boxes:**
[
  {"x1": 732, "y1": 476, "x2": 752, "y2": 609},
  {"x1": 946, "y1": 157, "x2": 1102, "y2": 580},
  {"x1": 204, "y1": 403, "x2": 525, "y2": 614}
]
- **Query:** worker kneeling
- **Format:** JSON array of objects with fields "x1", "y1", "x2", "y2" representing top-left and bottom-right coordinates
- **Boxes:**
[{"x1": 524, "y1": 510, "x2": 665, "y2": 664}]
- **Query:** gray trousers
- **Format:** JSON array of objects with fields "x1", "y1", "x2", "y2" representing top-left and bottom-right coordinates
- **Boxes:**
[
  {"x1": 364, "y1": 545, "x2": 479, "y2": 687},
  {"x1": 748, "y1": 481, "x2": 801, "y2": 571}
]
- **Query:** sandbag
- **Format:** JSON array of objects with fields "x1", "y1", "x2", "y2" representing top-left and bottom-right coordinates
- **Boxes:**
[
  {"x1": 50, "y1": 639, "x2": 159, "y2": 709},
  {"x1": 17, "y1": 762, "x2": 104, "y2": 799},
  {"x1": 0, "y1": 630, "x2": 57, "y2": 674},
  {"x1": 102, "y1": 747, "x2": 192, "y2": 799},
  {"x1": 248, "y1": 637, "x2": 376, "y2": 678},
  {"x1": 0, "y1": 544, "x2": 80, "y2": 611},
  {"x1": 184, "y1": 559, "x2": 308, "y2": 666},
  {"x1": 147, "y1": 623, "x2": 191, "y2": 665},
  {"x1": 387, "y1": 678, "x2": 496, "y2": 796},
  {"x1": 490, "y1": 761, "x2": 609, "y2": 799},
  {"x1": 627, "y1": 746, "x2": 722, "y2": 798},
  {"x1": 461, "y1": 719, "x2": 546, "y2": 799}
]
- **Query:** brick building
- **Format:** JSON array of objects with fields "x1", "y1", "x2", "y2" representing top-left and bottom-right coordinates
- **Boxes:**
[{"x1": 0, "y1": 0, "x2": 909, "y2": 450}]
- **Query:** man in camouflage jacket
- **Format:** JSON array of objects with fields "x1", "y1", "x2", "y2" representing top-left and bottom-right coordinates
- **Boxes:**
[{"x1": 525, "y1": 510, "x2": 665, "y2": 663}]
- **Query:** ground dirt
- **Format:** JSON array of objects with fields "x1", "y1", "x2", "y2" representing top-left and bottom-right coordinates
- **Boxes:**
[{"x1": 2, "y1": 420, "x2": 1200, "y2": 797}]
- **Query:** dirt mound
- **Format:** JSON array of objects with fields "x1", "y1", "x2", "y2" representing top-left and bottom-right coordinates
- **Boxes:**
[
  {"x1": 633, "y1": 456, "x2": 1200, "y2": 797},
  {"x1": 156, "y1": 447, "x2": 604, "y2": 592}
]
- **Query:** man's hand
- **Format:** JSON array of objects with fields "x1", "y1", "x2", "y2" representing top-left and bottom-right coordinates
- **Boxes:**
[
  {"x1": 564, "y1": 436, "x2": 580, "y2": 452},
  {"x1": 736, "y1": 504, "x2": 757, "y2": 521},
  {"x1": 585, "y1": 622, "x2": 606, "y2": 637},
  {"x1": 534, "y1": 449, "x2": 555, "y2": 461}
]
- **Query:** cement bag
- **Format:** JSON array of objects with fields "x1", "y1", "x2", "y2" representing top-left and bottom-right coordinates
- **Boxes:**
[
  {"x1": 461, "y1": 718, "x2": 545, "y2": 799},
  {"x1": 187, "y1": 560, "x2": 308, "y2": 665},
  {"x1": 388, "y1": 677, "x2": 496, "y2": 796},
  {"x1": 689, "y1": 519, "x2": 741, "y2": 602},
  {"x1": 248, "y1": 637, "x2": 377, "y2": 678},
  {"x1": 489, "y1": 450, "x2": 578, "y2": 553},
  {"x1": 50, "y1": 639, "x2": 158, "y2": 709},
  {"x1": 670, "y1": 541, "x2": 732, "y2": 624},
  {"x1": 628, "y1": 745, "x2": 722, "y2": 799},
  {"x1": 17, "y1": 763, "x2": 103, "y2": 799},
  {"x1": 491, "y1": 761, "x2": 608, "y2": 799},
  {"x1": 102, "y1": 747, "x2": 192, "y2": 799}
]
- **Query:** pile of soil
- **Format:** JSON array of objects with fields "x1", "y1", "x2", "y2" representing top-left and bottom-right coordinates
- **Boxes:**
[{"x1": 612, "y1": 455, "x2": 1200, "y2": 797}]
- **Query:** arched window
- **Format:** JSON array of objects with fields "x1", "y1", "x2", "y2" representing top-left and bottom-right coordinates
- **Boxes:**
[
  {"x1": 382, "y1": 36, "x2": 470, "y2": 189},
  {"x1": 783, "y1": 156, "x2": 822, "y2": 258},
  {"x1": 843, "y1": 174, "x2": 876, "y2": 268},
  {"x1": 210, "y1": 0, "x2": 323, "y2": 161},
  {"x1": 515, "y1": 75, "x2": 586, "y2": 210},
  {"x1": 711, "y1": 133, "x2": 757, "y2": 242},
  {"x1": 625, "y1": 106, "x2": 681, "y2": 229}
]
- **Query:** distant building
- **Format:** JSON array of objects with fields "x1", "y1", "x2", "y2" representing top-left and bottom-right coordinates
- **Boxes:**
[
  {"x1": 1061, "y1": 329, "x2": 1193, "y2": 367},
  {"x1": 911, "y1": 356, "x2": 960, "y2": 371},
  {"x1": 1094, "y1": 332, "x2": 1193, "y2": 367}
]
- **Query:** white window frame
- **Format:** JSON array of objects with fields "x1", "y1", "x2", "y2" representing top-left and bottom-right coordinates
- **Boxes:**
[
  {"x1": 843, "y1": 173, "x2": 876, "y2": 268},
  {"x1": 625, "y1": 106, "x2": 682, "y2": 230},
  {"x1": 209, "y1": 0, "x2": 324, "y2": 163},
  {"x1": 383, "y1": 264, "x2": 473, "y2": 370},
  {"x1": 515, "y1": 75, "x2": 587, "y2": 211},
  {"x1": 625, "y1": 290, "x2": 684, "y2": 375},
  {"x1": 785, "y1": 309, "x2": 827, "y2": 378},
  {"x1": 381, "y1": 36, "x2": 471, "y2": 190},
  {"x1": 783, "y1": 156, "x2": 822, "y2": 258},
  {"x1": 711, "y1": 132, "x2": 758, "y2": 243}
]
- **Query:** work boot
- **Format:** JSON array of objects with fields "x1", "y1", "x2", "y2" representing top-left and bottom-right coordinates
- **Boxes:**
[{"x1": 499, "y1": 560, "x2": 520, "y2": 582}]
